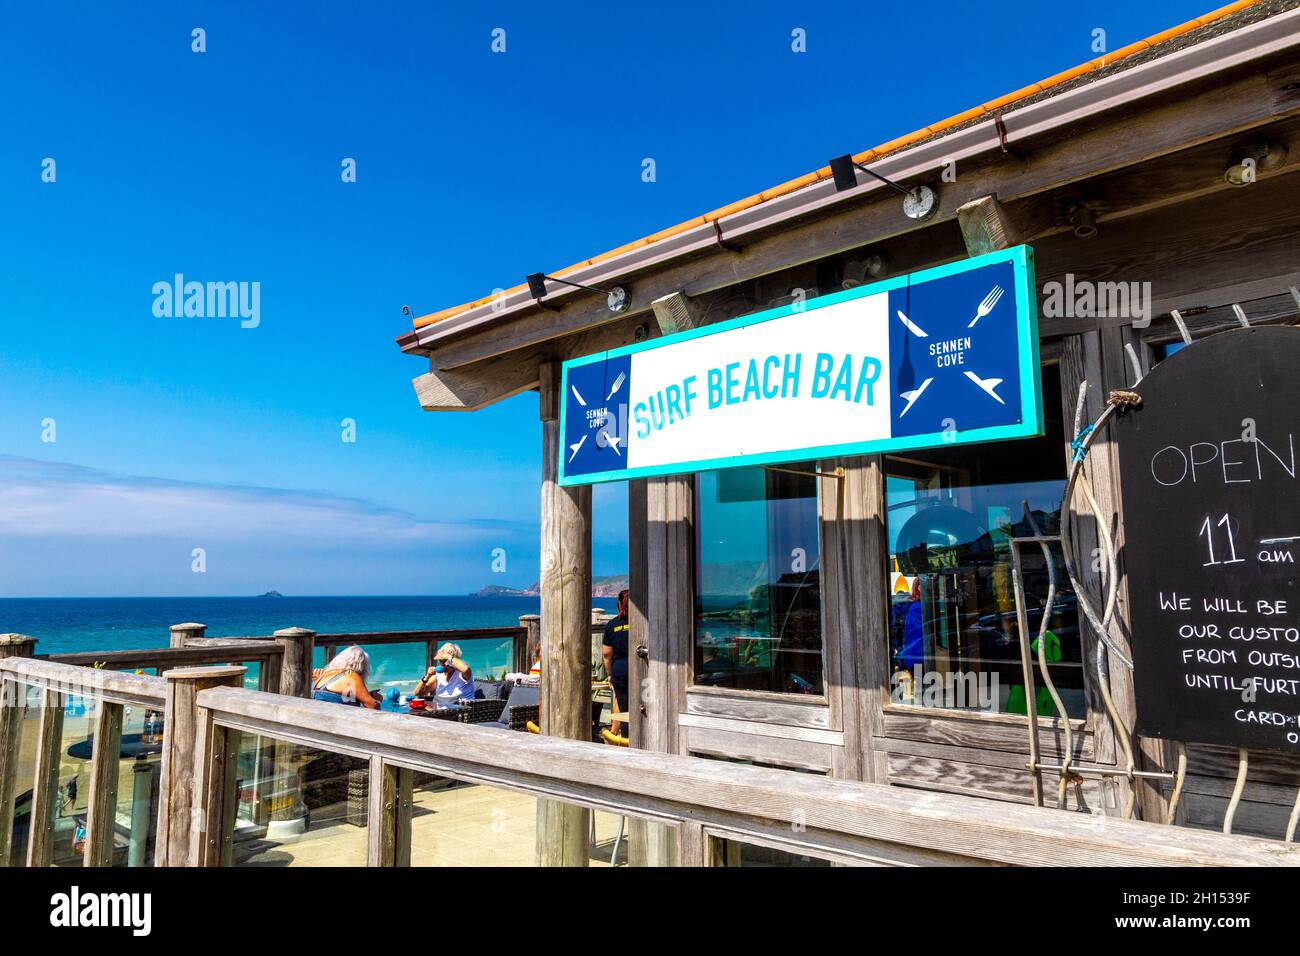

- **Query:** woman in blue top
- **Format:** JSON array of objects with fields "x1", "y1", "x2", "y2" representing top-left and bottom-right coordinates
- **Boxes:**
[{"x1": 312, "y1": 645, "x2": 382, "y2": 709}]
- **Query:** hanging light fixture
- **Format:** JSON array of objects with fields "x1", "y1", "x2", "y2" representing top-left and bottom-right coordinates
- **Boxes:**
[
  {"x1": 527, "y1": 272, "x2": 631, "y2": 313},
  {"x1": 828, "y1": 154, "x2": 937, "y2": 221}
]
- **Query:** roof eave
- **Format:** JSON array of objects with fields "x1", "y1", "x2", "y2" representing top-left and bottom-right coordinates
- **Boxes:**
[{"x1": 398, "y1": 4, "x2": 1300, "y2": 357}]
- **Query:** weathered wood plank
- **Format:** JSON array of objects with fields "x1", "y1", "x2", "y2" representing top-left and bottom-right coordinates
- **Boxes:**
[
  {"x1": 538, "y1": 360, "x2": 592, "y2": 866},
  {"x1": 198, "y1": 685, "x2": 1300, "y2": 866},
  {"x1": 678, "y1": 712, "x2": 843, "y2": 747},
  {"x1": 26, "y1": 689, "x2": 65, "y2": 867},
  {"x1": 366, "y1": 757, "x2": 411, "y2": 867},
  {"x1": 48, "y1": 642, "x2": 282, "y2": 670},
  {"x1": 627, "y1": 479, "x2": 648, "y2": 751},
  {"x1": 684, "y1": 688, "x2": 832, "y2": 730},
  {"x1": 0, "y1": 635, "x2": 36, "y2": 869},
  {"x1": 682, "y1": 725, "x2": 835, "y2": 773},
  {"x1": 155, "y1": 665, "x2": 247, "y2": 866},
  {"x1": 84, "y1": 702, "x2": 124, "y2": 867},
  {"x1": 677, "y1": 820, "x2": 706, "y2": 866},
  {"x1": 881, "y1": 709, "x2": 1093, "y2": 761},
  {"x1": 0, "y1": 656, "x2": 167, "y2": 709},
  {"x1": 272, "y1": 628, "x2": 315, "y2": 698},
  {"x1": 888, "y1": 751, "x2": 1104, "y2": 812},
  {"x1": 956, "y1": 195, "x2": 1021, "y2": 256}
]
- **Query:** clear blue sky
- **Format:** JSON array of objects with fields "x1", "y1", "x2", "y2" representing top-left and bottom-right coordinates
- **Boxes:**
[{"x1": 0, "y1": 0, "x2": 1213, "y2": 596}]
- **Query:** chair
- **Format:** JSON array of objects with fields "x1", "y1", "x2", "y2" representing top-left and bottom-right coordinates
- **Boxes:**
[
  {"x1": 486, "y1": 684, "x2": 539, "y2": 732},
  {"x1": 460, "y1": 698, "x2": 507, "y2": 724}
]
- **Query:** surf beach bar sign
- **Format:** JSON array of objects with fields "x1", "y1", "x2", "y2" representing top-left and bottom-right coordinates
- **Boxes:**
[{"x1": 559, "y1": 245, "x2": 1042, "y2": 486}]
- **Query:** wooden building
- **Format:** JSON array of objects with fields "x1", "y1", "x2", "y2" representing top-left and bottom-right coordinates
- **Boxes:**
[{"x1": 394, "y1": 0, "x2": 1300, "y2": 848}]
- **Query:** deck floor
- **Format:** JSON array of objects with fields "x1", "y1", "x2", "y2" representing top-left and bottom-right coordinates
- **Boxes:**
[{"x1": 236, "y1": 780, "x2": 630, "y2": 867}]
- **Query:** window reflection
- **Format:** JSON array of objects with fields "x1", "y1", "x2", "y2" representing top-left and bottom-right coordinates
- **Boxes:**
[
  {"x1": 884, "y1": 366, "x2": 1086, "y2": 718},
  {"x1": 694, "y1": 466, "x2": 823, "y2": 695}
]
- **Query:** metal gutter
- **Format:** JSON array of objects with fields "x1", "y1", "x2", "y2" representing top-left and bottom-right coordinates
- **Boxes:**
[{"x1": 399, "y1": 5, "x2": 1300, "y2": 355}]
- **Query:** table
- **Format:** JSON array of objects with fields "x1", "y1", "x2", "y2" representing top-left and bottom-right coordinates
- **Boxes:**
[{"x1": 67, "y1": 732, "x2": 163, "y2": 866}]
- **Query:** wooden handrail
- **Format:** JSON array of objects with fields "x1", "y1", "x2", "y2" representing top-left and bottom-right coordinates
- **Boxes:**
[
  {"x1": 45, "y1": 641, "x2": 283, "y2": 671},
  {"x1": 193, "y1": 684, "x2": 1300, "y2": 868},
  {"x1": 4, "y1": 653, "x2": 1299, "y2": 868},
  {"x1": 313, "y1": 626, "x2": 524, "y2": 646},
  {"x1": 1, "y1": 656, "x2": 167, "y2": 708}
]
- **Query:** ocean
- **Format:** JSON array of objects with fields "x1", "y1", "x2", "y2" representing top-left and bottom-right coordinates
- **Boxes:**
[{"x1": 0, "y1": 595, "x2": 619, "y2": 691}]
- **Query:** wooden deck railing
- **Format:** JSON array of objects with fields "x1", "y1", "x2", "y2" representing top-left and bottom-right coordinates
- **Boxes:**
[
  {"x1": 3, "y1": 653, "x2": 1299, "y2": 868},
  {"x1": 31, "y1": 619, "x2": 537, "y2": 698}
]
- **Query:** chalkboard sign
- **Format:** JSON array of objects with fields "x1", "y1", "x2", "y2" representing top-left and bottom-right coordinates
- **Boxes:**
[{"x1": 1116, "y1": 326, "x2": 1300, "y2": 752}]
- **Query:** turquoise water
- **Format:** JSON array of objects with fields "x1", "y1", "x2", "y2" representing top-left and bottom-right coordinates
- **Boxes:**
[{"x1": 1, "y1": 595, "x2": 618, "y2": 691}]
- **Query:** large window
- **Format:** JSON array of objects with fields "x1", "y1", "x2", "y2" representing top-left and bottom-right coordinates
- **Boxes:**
[
  {"x1": 884, "y1": 365, "x2": 1086, "y2": 718},
  {"x1": 694, "y1": 466, "x2": 823, "y2": 695}
]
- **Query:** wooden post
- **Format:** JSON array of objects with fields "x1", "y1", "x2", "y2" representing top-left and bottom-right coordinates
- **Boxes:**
[
  {"x1": 367, "y1": 756, "x2": 412, "y2": 866},
  {"x1": 83, "y1": 702, "x2": 124, "y2": 867},
  {"x1": 821, "y1": 457, "x2": 891, "y2": 784},
  {"x1": 625, "y1": 480, "x2": 650, "y2": 866},
  {"x1": 956, "y1": 195, "x2": 1022, "y2": 256},
  {"x1": 26, "y1": 688, "x2": 65, "y2": 867},
  {"x1": 677, "y1": 820, "x2": 707, "y2": 867},
  {"x1": 642, "y1": 475, "x2": 693, "y2": 866},
  {"x1": 0, "y1": 634, "x2": 36, "y2": 867},
  {"x1": 538, "y1": 360, "x2": 592, "y2": 866},
  {"x1": 518, "y1": 615, "x2": 540, "y2": 675},
  {"x1": 192, "y1": 703, "x2": 242, "y2": 867},
  {"x1": 169, "y1": 622, "x2": 207, "y2": 648},
  {"x1": 272, "y1": 627, "x2": 316, "y2": 698},
  {"x1": 0, "y1": 634, "x2": 37, "y2": 660},
  {"x1": 155, "y1": 665, "x2": 247, "y2": 866}
]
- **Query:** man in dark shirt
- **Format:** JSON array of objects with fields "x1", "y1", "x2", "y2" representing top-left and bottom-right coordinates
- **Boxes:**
[{"x1": 601, "y1": 589, "x2": 631, "y2": 737}]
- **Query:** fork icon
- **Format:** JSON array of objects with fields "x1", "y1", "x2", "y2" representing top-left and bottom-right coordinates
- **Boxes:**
[{"x1": 967, "y1": 285, "x2": 1005, "y2": 328}]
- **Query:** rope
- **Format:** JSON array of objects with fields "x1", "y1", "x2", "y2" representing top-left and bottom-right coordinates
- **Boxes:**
[{"x1": 1070, "y1": 423, "x2": 1094, "y2": 462}]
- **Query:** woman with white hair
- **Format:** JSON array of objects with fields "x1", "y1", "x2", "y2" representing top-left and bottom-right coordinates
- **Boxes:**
[
  {"x1": 312, "y1": 645, "x2": 381, "y2": 709},
  {"x1": 414, "y1": 642, "x2": 476, "y2": 709}
]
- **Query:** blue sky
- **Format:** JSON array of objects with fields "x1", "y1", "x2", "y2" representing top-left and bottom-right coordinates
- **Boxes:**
[{"x1": 0, "y1": 0, "x2": 1214, "y2": 596}]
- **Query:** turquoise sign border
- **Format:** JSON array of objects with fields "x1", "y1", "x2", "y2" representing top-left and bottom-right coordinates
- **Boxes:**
[{"x1": 558, "y1": 244, "x2": 1042, "y2": 486}]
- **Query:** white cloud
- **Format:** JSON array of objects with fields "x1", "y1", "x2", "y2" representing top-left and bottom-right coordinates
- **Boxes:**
[{"x1": 0, "y1": 456, "x2": 536, "y2": 596}]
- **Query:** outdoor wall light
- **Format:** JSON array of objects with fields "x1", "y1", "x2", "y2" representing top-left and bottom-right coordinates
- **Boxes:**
[
  {"x1": 526, "y1": 272, "x2": 631, "y2": 313},
  {"x1": 1069, "y1": 205, "x2": 1098, "y2": 239},
  {"x1": 1224, "y1": 143, "x2": 1288, "y2": 187},
  {"x1": 841, "y1": 255, "x2": 887, "y2": 288},
  {"x1": 829, "y1": 154, "x2": 937, "y2": 221}
]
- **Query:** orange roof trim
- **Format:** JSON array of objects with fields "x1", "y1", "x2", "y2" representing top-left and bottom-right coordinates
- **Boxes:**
[{"x1": 412, "y1": 0, "x2": 1261, "y2": 331}]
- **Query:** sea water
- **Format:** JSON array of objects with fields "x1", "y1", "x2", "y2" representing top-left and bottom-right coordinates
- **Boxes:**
[{"x1": 0, "y1": 595, "x2": 618, "y2": 691}]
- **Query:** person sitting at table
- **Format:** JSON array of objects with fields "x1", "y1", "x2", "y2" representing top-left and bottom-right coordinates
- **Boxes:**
[
  {"x1": 312, "y1": 645, "x2": 381, "y2": 709},
  {"x1": 414, "y1": 642, "x2": 476, "y2": 709}
]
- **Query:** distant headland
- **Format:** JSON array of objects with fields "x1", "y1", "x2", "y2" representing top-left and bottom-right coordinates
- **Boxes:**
[
  {"x1": 475, "y1": 574, "x2": 628, "y2": 598},
  {"x1": 257, "y1": 590, "x2": 284, "y2": 598}
]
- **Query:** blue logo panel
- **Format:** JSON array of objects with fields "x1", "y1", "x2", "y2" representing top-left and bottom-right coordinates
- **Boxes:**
[
  {"x1": 562, "y1": 354, "x2": 631, "y2": 480},
  {"x1": 889, "y1": 259, "x2": 1021, "y2": 439}
]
